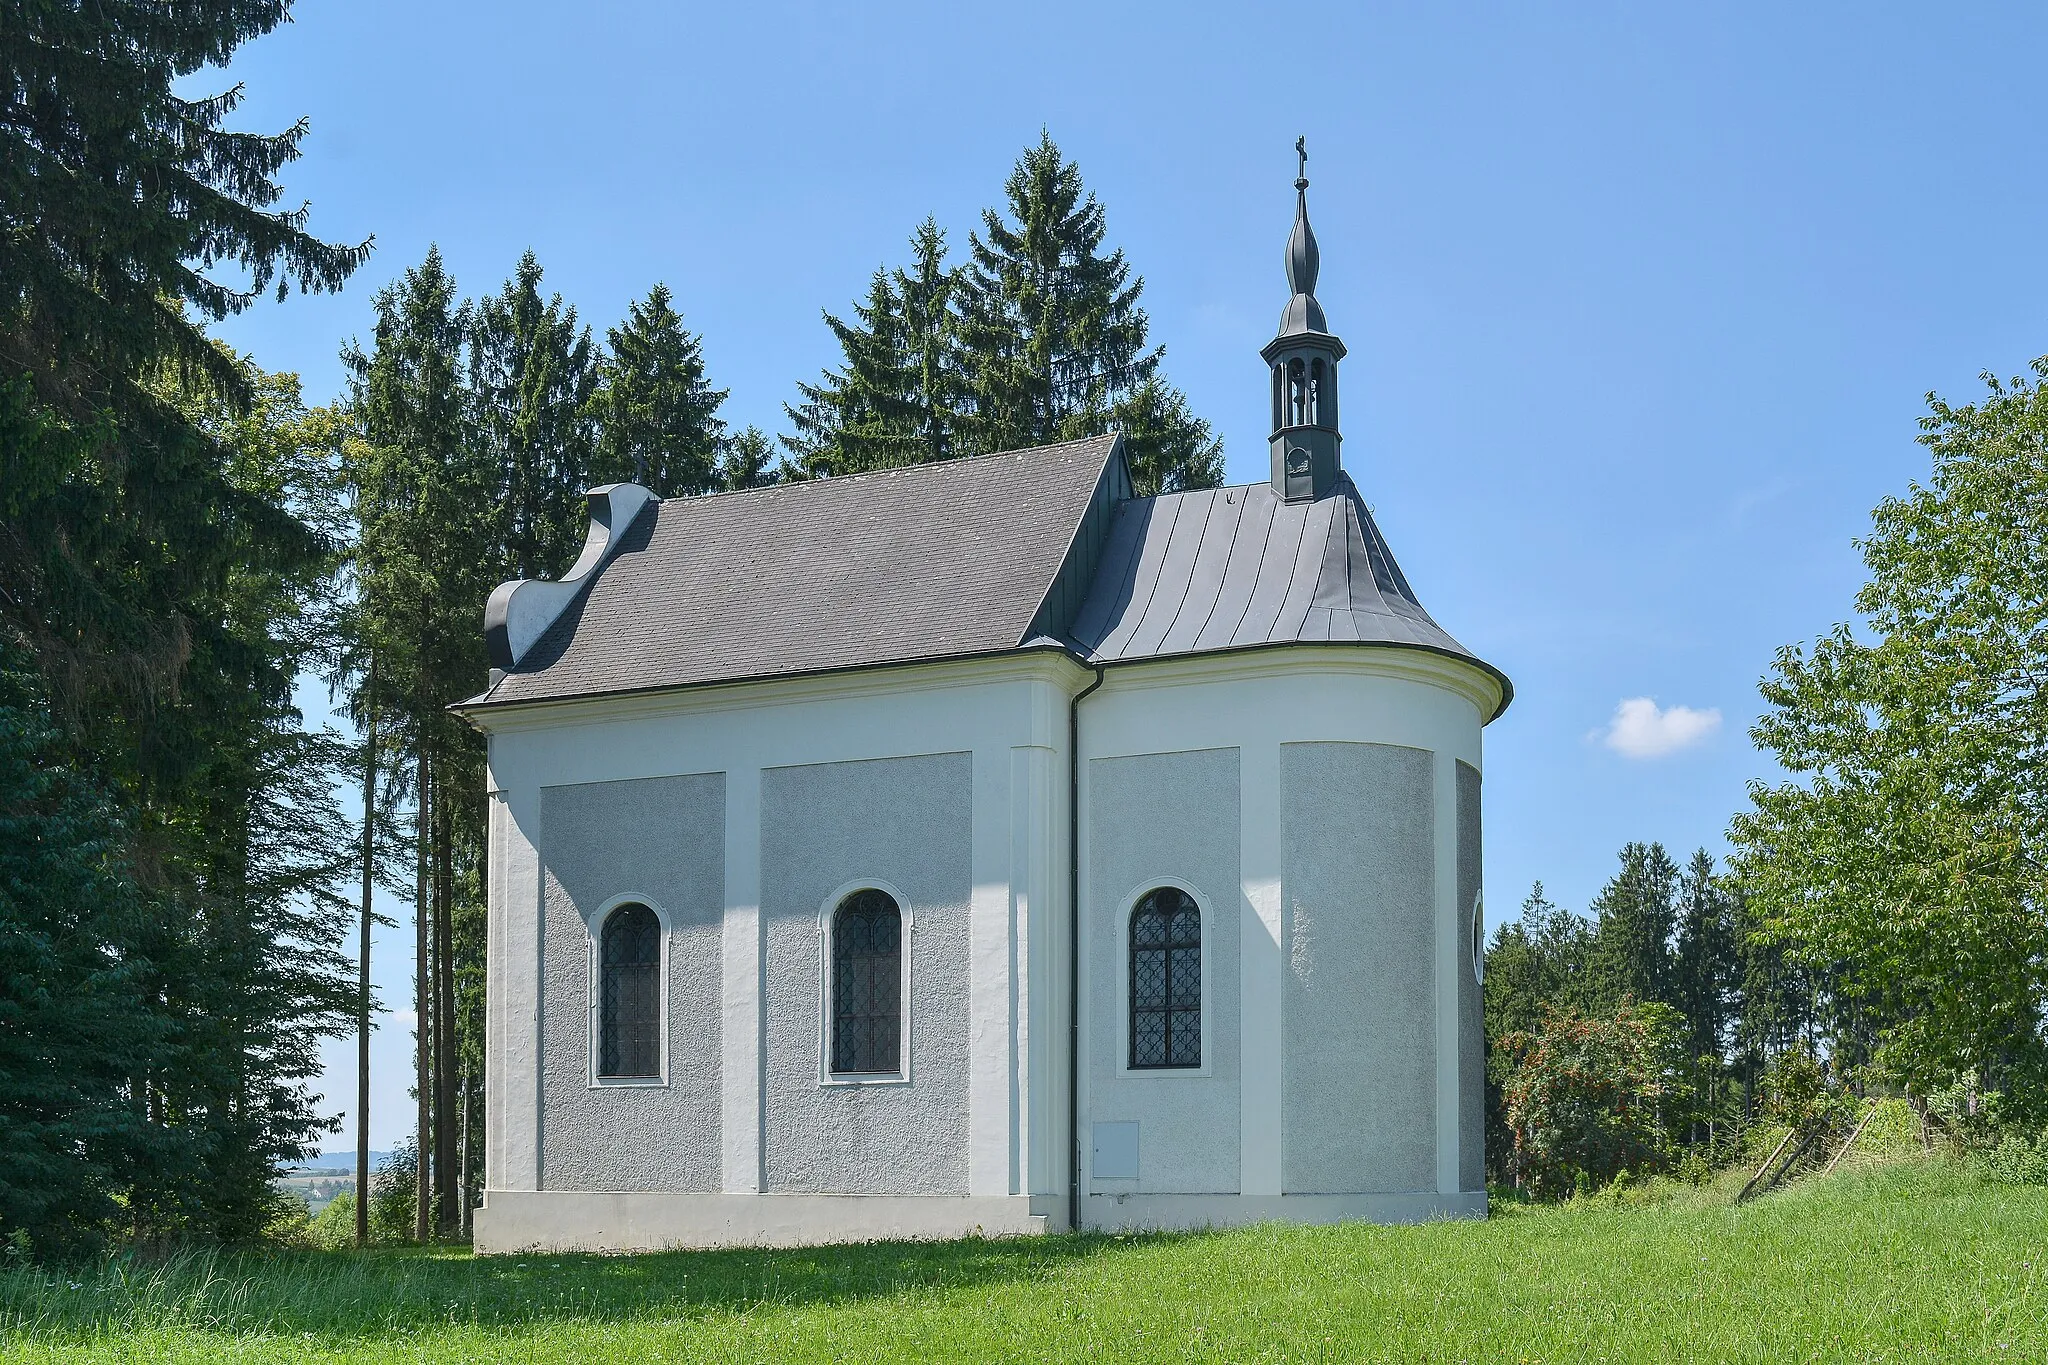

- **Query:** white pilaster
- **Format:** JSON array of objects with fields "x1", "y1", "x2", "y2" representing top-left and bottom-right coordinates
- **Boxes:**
[
  {"x1": 1433, "y1": 750, "x2": 1460, "y2": 1195},
  {"x1": 968, "y1": 747, "x2": 1014, "y2": 1197},
  {"x1": 1008, "y1": 745, "x2": 1050, "y2": 1196},
  {"x1": 493, "y1": 785, "x2": 544, "y2": 1192},
  {"x1": 1239, "y1": 739, "x2": 1284, "y2": 1197},
  {"x1": 720, "y1": 766, "x2": 763, "y2": 1193},
  {"x1": 483, "y1": 788, "x2": 506, "y2": 1193}
]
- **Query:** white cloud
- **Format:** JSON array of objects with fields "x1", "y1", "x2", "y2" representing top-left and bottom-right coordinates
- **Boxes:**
[{"x1": 1600, "y1": 696, "x2": 1721, "y2": 759}]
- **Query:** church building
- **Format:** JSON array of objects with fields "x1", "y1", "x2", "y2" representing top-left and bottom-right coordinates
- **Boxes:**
[{"x1": 462, "y1": 153, "x2": 1511, "y2": 1253}]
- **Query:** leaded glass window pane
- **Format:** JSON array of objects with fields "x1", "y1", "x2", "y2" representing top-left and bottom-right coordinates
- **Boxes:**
[
  {"x1": 1129, "y1": 888, "x2": 1201, "y2": 1069},
  {"x1": 831, "y1": 889, "x2": 903, "y2": 1074},
  {"x1": 599, "y1": 903, "x2": 661, "y2": 1078}
]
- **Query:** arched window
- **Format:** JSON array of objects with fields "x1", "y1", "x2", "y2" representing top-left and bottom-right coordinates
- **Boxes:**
[
  {"x1": 1129, "y1": 888, "x2": 1201, "y2": 1069},
  {"x1": 598, "y1": 903, "x2": 661, "y2": 1079},
  {"x1": 1309, "y1": 358, "x2": 1325, "y2": 425},
  {"x1": 1272, "y1": 364, "x2": 1285, "y2": 430},
  {"x1": 1288, "y1": 358, "x2": 1307, "y2": 425},
  {"x1": 831, "y1": 889, "x2": 903, "y2": 1075}
]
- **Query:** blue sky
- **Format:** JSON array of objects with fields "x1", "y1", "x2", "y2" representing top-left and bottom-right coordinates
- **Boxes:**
[{"x1": 209, "y1": 3, "x2": 2048, "y2": 1150}]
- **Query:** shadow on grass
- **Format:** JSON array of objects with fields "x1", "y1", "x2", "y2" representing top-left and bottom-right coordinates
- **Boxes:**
[{"x1": 0, "y1": 1228, "x2": 1169, "y2": 1342}]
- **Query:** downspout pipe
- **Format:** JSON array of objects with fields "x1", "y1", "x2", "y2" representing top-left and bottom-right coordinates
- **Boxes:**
[{"x1": 1067, "y1": 661, "x2": 1106, "y2": 1234}]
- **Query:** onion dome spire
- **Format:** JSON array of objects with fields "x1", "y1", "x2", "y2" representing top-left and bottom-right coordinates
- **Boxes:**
[
  {"x1": 1262, "y1": 137, "x2": 1347, "y2": 502},
  {"x1": 1278, "y1": 137, "x2": 1328, "y2": 337}
]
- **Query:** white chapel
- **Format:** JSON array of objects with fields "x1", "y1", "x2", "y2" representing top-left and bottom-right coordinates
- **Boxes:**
[{"x1": 462, "y1": 153, "x2": 1511, "y2": 1253}]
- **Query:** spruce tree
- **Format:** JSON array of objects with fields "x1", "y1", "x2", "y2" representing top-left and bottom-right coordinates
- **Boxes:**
[
  {"x1": 954, "y1": 132, "x2": 1159, "y2": 451},
  {"x1": 1, "y1": 0, "x2": 375, "y2": 1252},
  {"x1": 717, "y1": 427, "x2": 784, "y2": 490},
  {"x1": 0, "y1": 642, "x2": 159, "y2": 1256},
  {"x1": 784, "y1": 146, "x2": 1221, "y2": 489},
  {"x1": 1114, "y1": 376, "x2": 1225, "y2": 496},
  {"x1": 1, "y1": 0, "x2": 368, "y2": 707},
  {"x1": 950, "y1": 135, "x2": 1220, "y2": 491},
  {"x1": 592, "y1": 284, "x2": 726, "y2": 495},
  {"x1": 343, "y1": 247, "x2": 489, "y2": 1240},
  {"x1": 1671, "y1": 850, "x2": 1738, "y2": 1065},
  {"x1": 1586, "y1": 842, "x2": 1681, "y2": 1008},
  {"x1": 1668, "y1": 850, "x2": 1746, "y2": 1145},
  {"x1": 784, "y1": 220, "x2": 966, "y2": 479},
  {"x1": 890, "y1": 218, "x2": 966, "y2": 465},
  {"x1": 784, "y1": 267, "x2": 919, "y2": 477},
  {"x1": 471, "y1": 252, "x2": 600, "y2": 580},
  {"x1": 155, "y1": 359, "x2": 359, "y2": 1242}
]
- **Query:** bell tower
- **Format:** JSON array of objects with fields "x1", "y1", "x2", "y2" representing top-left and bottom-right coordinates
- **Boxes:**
[{"x1": 1262, "y1": 138, "x2": 1348, "y2": 502}]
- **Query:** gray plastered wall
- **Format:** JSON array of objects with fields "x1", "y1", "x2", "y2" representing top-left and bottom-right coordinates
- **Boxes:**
[
  {"x1": 1086, "y1": 747, "x2": 1242, "y2": 1194},
  {"x1": 759, "y1": 752, "x2": 972, "y2": 1195},
  {"x1": 1456, "y1": 760, "x2": 1484, "y2": 1193},
  {"x1": 538, "y1": 773, "x2": 725, "y2": 1192},
  {"x1": 1280, "y1": 741, "x2": 1436, "y2": 1194}
]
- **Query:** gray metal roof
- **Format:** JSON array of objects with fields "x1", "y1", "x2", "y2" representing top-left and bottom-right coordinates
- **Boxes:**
[
  {"x1": 1067, "y1": 475, "x2": 1512, "y2": 715},
  {"x1": 477, "y1": 435, "x2": 1122, "y2": 708},
  {"x1": 469, "y1": 433, "x2": 1509, "y2": 720}
]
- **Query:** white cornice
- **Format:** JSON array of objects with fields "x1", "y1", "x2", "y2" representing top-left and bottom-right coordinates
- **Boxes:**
[
  {"x1": 1094, "y1": 644, "x2": 1506, "y2": 721},
  {"x1": 465, "y1": 640, "x2": 1504, "y2": 737},
  {"x1": 464, "y1": 648, "x2": 1092, "y2": 735}
]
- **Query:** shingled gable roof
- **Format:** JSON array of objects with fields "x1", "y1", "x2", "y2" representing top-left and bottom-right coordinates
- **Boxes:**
[{"x1": 473, "y1": 434, "x2": 1127, "y2": 708}]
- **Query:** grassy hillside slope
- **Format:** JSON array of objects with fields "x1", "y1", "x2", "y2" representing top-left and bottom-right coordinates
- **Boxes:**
[{"x1": 2, "y1": 1159, "x2": 2041, "y2": 1363}]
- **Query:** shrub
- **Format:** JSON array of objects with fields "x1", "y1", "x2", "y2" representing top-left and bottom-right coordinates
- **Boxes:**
[
  {"x1": 307, "y1": 1194, "x2": 356, "y2": 1250},
  {"x1": 368, "y1": 1142, "x2": 422, "y2": 1243},
  {"x1": 1499, "y1": 1000, "x2": 1690, "y2": 1199},
  {"x1": 1758, "y1": 1045, "x2": 1863, "y2": 1143},
  {"x1": 1974, "y1": 1131, "x2": 2048, "y2": 1186},
  {"x1": 1759, "y1": 1047, "x2": 1830, "y2": 1131}
]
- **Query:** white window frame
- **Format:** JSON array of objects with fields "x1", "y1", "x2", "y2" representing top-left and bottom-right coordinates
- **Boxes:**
[
  {"x1": 587, "y1": 893, "x2": 672, "y2": 1089},
  {"x1": 1115, "y1": 877, "x2": 1214, "y2": 1079},
  {"x1": 817, "y1": 878, "x2": 914, "y2": 1087}
]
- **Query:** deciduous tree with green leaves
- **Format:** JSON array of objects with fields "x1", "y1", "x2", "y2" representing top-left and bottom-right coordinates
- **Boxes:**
[
  {"x1": 1731, "y1": 358, "x2": 2048, "y2": 1120},
  {"x1": 1499, "y1": 1000, "x2": 1692, "y2": 1198}
]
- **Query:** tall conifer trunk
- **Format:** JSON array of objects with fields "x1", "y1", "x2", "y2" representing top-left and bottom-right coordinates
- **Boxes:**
[
  {"x1": 355, "y1": 664, "x2": 377, "y2": 1248},
  {"x1": 433, "y1": 768, "x2": 458, "y2": 1235},
  {"x1": 414, "y1": 743, "x2": 432, "y2": 1241}
]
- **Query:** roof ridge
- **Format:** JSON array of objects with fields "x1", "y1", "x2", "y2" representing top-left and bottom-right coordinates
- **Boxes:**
[{"x1": 657, "y1": 432, "x2": 1121, "y2": 509}]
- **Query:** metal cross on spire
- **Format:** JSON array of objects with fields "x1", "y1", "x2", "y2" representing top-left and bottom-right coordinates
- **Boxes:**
[{"x1": 1295, "y1": 135, "x2": 1308, "y2": 188}]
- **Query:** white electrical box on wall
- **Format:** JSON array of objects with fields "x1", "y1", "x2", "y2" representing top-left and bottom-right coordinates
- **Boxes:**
[{"x1": 1092, "y1": 1121, "x2": 1140, "y2": 1179}]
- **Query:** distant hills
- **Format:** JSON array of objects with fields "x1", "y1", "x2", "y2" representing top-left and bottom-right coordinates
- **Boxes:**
[{"x1": 290, "y1": 1150, "x2": 395, "y2": 1172}]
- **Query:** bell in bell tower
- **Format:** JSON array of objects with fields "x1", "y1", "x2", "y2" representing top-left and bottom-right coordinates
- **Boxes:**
[{"x1": 1262, "y1": 138, "x2": 1348, "y2": 502}]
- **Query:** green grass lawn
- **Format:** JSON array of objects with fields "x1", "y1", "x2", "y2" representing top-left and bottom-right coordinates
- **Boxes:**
[{"x1": 3, "y1": 1158, "x2": 2043, "y2": 1363}]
